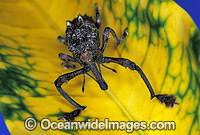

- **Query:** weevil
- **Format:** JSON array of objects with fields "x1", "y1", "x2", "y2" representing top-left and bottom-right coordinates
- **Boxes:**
[{"x1": 55, "y1": 4, "x2": 178, "y2": 121}]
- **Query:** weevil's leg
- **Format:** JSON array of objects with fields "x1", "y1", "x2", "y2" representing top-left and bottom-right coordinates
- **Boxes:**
[
  {"x1": 58, "y1": 36, "x2": 75, "y2": 69},
  {"x1": 102, "y1": 57, "x2": 178, "y2": 107},
  {"x1": 58, "y1": 109, "x2": 81, "y2": 121},
  {"x1": 95, "y1": 3, "x2": 101, "y2": 29},
  {"x1": 58, "y1": 36, "x2": 68, "y2": 46},
  {"x1": 101, "y1": 27, "x2": 128, "y2": 53},
  {"x1": 102, "y1": 64, "x2": 117, "y2": 73},
  {"x1": 54, "y1": 68, "x2": 88, "y2": 121},
  {"x1": 59, "y1": 53, "x2": 76, "y2": 69},
  {"x1": 55, "y1": 68, "x2": 87, "y2": 110},
  {"x1": 82, "y1": 74, "x2": 85, "y2": 93},
  {"x1": 102, "y1": 57, "x2": 155, "y2": 98}
]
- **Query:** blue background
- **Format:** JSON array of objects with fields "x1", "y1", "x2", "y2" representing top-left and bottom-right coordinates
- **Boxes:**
[
  {"x1": 0, "y1": 0, "x2": 199, "y2": 134},
  {"x1": 175, "y1": 0, "x2": 200, "y2": 29}
]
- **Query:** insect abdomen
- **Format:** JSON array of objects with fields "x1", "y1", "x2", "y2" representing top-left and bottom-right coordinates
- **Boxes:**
[{"x1": 65, "y1": 14, "x2": 100, "y2": 53}]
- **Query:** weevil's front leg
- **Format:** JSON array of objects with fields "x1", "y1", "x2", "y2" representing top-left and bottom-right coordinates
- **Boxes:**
[
  {"x1": 101, "y1": 27, "x2": 128, "y2": 53},
  {"x1": 102, "y1": 57, "x2": 178, "y2": 107},
  {"x1": 95, "y1": 3, "x2": 101, "y2": 29},
  {"x1": 54, "y1": 68, "x2": 88, "y2": 121},
  {"x1": 55, "y1": 68, "x2": 87, "y2": 110},
  {"x1": 59, "y1": 53, "x2": 76, "y2": 69}
]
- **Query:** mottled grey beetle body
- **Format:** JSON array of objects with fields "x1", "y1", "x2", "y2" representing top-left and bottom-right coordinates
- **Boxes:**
[
  {"x1": 58, "y1": 13, "x2": 108, "y2": 91},
  {"x1": 65, "y1": 14, "x2": 101, "y2": 65},
  {"x1": 55, "y1": 4, "x2": 178, "y2": 121}
]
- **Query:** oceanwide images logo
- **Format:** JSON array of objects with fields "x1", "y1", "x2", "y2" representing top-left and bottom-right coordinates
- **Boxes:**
[{"x1": 24, "y1": 118, "x2": 176, "y2": 133}]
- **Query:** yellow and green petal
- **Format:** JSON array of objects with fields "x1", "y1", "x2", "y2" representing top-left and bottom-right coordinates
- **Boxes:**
[{"x1": 0, "y1": 0, "x2": 199, "y2": 135}]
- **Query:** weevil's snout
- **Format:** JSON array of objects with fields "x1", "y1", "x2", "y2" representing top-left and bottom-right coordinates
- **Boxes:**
[
  {"x1": 87, "y1": 58, "x2": 108, "y2": 91},
  {"x1": 99, "y1": 81, "x2": 108, "y2": 90}
]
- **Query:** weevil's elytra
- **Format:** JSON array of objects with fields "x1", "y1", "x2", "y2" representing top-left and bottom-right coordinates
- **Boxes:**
[{"x1": 55, "y1": 3, "x2": 178, "y2": 121}]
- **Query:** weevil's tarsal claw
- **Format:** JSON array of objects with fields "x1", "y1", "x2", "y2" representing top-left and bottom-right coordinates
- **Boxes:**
[
  {"x1": 123, "y1": 27, "x2": 128, "y2": 37},
  {"x1": 155, "y1": 94, "x2": 178, "y2": 108},
  {"x1": 58, "y1": 109, "x2": 82, "y2": 121}
]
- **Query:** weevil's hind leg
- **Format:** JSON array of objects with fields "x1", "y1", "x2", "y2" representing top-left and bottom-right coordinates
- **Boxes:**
[
  {"x1": 155, "y1": 94, "x2": 179, "y2": 107},
  {"x1": 101, "y1": 27, "x2": 128, "y2": 53},
  {"x1": 102, "y1": 57, "x2": 178, "y2": 107},
  {"x1": 59, "y1": 53, "x2": 76, "y2": 69},
  {"x1": 58, "y1": 109, "x2": 81, "y2": 121},
  {"x1": 54, "y1": 68, "x2": 87, "y2": 121},
  {"x1": 95, "y1": 3, "x2": 101, "y2": 29}
]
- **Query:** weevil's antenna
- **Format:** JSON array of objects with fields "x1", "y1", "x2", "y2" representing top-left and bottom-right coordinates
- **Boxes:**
[
  {"x1": 102, "y1": 64, "x2": 117, "y2": 73},
  {"x1": 82, "y1": 74, "x2": 85, "y2": 93},
  {"x1": 85, "y1": 72, "x2": 99, "y2": 84}
]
